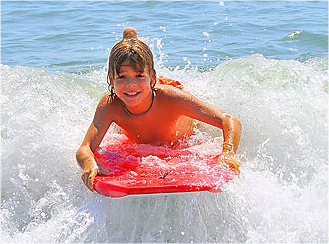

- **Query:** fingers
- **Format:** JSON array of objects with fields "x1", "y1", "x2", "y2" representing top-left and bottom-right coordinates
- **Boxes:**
[
  {"x1": 89, "y1": 169, "x2": 99, "y2": 191},
  {"x1": 98, "y1": 164, "x2": 112, "y2": 175},
  {"x1": 224, "y1": 160, "x2": 240, "y2": 175},
  {"x1": 81, "y1": 168, "x2": 99, "y2": 192},
  {"x1": 231, "y1": 164, "x2": 240, "y2": 175},
  {"x1": 219, "y1": 154, "x2": 242, "y2": 175},
  {"x1": 81, "y1": 172, "x2": 92, "y2": 192}
]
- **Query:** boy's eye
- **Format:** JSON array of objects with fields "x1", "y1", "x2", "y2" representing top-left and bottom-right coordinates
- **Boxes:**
[
  {"x1": 137, "y1": 74, "x2": 144, "y2": 78},
  {"x1": 117, "y1": 75, "x2": 125, "y2": 79}
]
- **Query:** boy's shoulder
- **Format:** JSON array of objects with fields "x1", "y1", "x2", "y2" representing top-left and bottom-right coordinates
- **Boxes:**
[
  {"x1": 156, "y1": 84, "x2": 187, "y2": 97},
  {"x1": 96, "y1": 93, "x2": 120, "y2": 111},
  {"x1": 156, "y1": 84, "x2": 193, "y2": 103}
]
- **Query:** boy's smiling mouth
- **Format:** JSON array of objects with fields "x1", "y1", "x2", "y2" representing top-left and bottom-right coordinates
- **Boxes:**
[{"x1": 124, "y1": 91, "x2": 141, "y2": 97}]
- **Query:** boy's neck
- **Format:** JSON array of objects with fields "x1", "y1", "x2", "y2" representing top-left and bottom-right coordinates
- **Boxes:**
[{"x1": 122, "y1": 90, "x2": 156, "y2": 116}]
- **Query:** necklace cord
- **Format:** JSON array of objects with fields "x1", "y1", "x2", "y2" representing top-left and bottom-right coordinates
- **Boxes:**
[{"x1": 122, "y1": 90, "x2": 156, "y2": 116}]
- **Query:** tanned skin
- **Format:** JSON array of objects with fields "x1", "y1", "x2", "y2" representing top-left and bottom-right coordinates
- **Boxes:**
[{"x1": 76, "y1": 28, "x2": 242, "y2": 192}]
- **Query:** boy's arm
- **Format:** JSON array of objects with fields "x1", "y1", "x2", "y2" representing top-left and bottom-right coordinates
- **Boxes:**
[
  {"x1": 221, "y1": 111, "x2": 242, "y2": 154},
  {"x1": 169, "y1": 89, "x2": 242, "y2": 173},
  {"x1": 76, "y1": 95, "x2": 112, "y2": 191},
  {"x1": 173, "y1": 91, "x2": 241, "y2": 151}
]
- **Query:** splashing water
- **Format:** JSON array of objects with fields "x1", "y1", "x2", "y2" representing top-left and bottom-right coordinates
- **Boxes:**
[{"x1": 1, "y1": 46, "x2": 328, "y2": 243}]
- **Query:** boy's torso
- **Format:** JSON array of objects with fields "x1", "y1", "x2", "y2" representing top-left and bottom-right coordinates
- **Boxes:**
[{"x1": 108, "y1": 86, "x2": 194, "y2": 145}]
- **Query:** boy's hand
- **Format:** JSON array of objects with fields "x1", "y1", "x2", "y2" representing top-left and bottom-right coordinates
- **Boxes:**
[
  {"x1": 81, "y1": 164, "x2": 99, "y2": 192},
  {"x1": 219, "y1": 151, "x2": 241, "y2": 175}
]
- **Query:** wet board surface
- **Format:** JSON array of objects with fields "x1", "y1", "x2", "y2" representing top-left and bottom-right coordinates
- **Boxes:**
[{"x1": 93, "y1": 142, "x2": 235, "y2": 197}]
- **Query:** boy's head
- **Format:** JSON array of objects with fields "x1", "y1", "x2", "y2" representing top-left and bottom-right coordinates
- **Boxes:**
[{"x1": 108, "y1": 27, "x2": 156, "y2": 88}]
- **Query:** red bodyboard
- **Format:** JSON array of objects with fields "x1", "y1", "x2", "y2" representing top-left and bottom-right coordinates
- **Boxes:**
[{"x1": 93, "y1": 143, "x2": 235, "y2": 197}]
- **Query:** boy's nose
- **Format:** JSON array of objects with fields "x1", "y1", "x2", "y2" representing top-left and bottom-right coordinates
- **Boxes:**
[{"x1": 126, "y1": 77, "x2": 137, "y2": 86}]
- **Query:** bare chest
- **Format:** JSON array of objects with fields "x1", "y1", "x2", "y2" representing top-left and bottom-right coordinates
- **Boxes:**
[{"x1": 115, "y1": 113, "x2": 178, "y2": 144}]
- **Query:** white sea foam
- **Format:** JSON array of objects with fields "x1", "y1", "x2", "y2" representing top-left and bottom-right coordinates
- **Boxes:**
[{"x1": 1, "y1": 53, "x2": 328, "y2": 242}]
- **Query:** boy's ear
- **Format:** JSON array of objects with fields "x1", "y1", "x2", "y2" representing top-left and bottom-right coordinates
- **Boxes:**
[
  {"x1": 151, "y1": 72, "x2": 156, "y2": 87},
  {"x1": 107, "y1": 74, "x2": 116, "y2": 92},
  {"x1": 108, "y1": 74, "x2": 114, "y2": 86}
]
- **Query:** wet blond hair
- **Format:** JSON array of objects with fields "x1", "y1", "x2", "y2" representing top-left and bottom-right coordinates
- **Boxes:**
[{"x1": 107, "y1": 27, "x2": 156, "y2": 95}]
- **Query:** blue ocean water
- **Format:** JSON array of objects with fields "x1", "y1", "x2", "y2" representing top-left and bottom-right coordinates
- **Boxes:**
[
  {"x1": 1, "y1": 1, "x2": 328, "y2": 71},
  {"x1": 1, "y1": 1, "x2": 328, "y2": 243}
]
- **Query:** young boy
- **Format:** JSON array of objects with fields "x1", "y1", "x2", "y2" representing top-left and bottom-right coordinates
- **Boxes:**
[{"x1": 76, "y1": 27, "x2": 242, "y2": 192}]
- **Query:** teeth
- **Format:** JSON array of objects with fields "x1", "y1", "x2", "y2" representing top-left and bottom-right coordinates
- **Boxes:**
[{"x1": 126, "y1": 92, "x2": 138, "y2": 96}]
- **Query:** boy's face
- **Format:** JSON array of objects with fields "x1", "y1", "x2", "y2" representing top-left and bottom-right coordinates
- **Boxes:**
[{"x1": 113, "y1": 60, "x2": 156, "y2": 109}]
